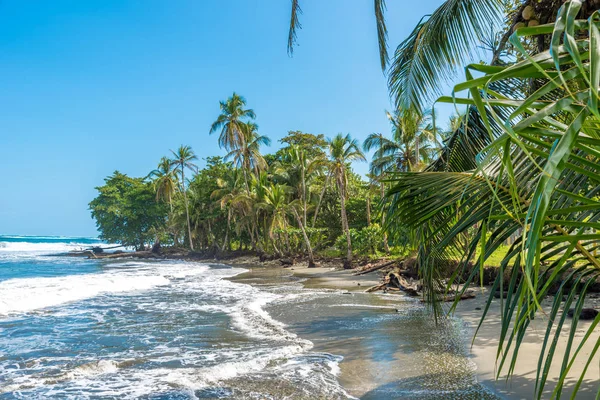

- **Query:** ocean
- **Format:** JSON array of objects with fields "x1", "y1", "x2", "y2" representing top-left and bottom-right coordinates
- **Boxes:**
[{"x1": 0, "y1": 235, "x2": 496, "y2": 399}]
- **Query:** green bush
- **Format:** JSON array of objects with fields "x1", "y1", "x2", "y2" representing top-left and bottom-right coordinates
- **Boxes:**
[{"x1": 335, "y1": 224, "x2": 383, "y2": 255}]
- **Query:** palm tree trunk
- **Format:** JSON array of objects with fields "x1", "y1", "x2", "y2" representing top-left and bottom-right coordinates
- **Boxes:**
[
  {"x1": 312, "y1": 172, "x2": 331, "y2": 228},
  {"x1": 293, "y1": 208, "x2": 316, "y2": 268},
  {"x1": 366, "y1": 196, "x2": 371, "y2": 226},
  {"x1": 301, "y1": 165, "x2": 307, "y2": 226},
  {"x1": 181, "y1": 167, "x2": 194, "y2": 251},
  {"x1": 415, "y1": 137, "x2": 420, "y2": 171},
  {"x1": 338, "y1": 173, "x2": 352, "y2": 269},
  {"x1": 222, "y1": 208, "x2": 232, "y2": 252},
  {"x1": 271, "y1": 230, "x2": 282, "y2": 256},
  {"x1": 283, "y1": 221, "x2": 292, "y2": 255},
  {"x1": 380, "y1": 182, "x2": 390, "y2": 254}
]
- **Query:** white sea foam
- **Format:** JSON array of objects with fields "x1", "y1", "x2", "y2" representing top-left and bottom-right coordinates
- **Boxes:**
[
  {"x1": 0, "y1": 259, "x2": 352, "y2": 399},
  {"x1": 0, "y1": 262, "x2": 209, "y2": 315},
  {"x1": 0, "y1": 241, "x2": 95, "y2": 252}
]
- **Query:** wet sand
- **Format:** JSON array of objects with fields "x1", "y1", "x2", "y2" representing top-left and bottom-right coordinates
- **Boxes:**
[
  {"x1": 455, "y1": 293, "x2": 600, "y2": 399},
  {"x1": 231, "y1": 261, "x2": 600, "y2": 399},
  {"x1": 232, "y1": 264, "x2": 494, "y2": 399}
]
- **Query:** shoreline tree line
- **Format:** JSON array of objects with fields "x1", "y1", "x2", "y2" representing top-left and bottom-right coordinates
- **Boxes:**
[{"x1": 90, "y1": 93, "x2": 439, "y2": 268}]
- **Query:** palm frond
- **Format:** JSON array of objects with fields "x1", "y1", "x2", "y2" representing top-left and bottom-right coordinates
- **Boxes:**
[
  {"x1": 374, "y1": 0, "x2": 388, "y2": 71},
  {"x1": 388, "y1": 0, "x2": 503, "y2": 112},
  {"x1": 287, "y1": 0, "x2": 302, "y2": 56},
  {"x1": 386, "y1": 4, "x2": 600, "y2": 396}
]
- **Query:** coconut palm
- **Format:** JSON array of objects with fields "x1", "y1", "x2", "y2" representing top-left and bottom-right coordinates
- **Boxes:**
[
  {"x1": 257, "y1": 183, "x2": 317, "y2": 267},
  {"x1": 170, "y1": 145, "x2": 198, "y2": 251},
  {"x1": 256, "y1": 183, "x2": 291, "y2": 256},
  {"x1": 148, "y1": 156, "x2": 177, "y2": 209},
  {"x1": 210, "y1": 93, "x2": 256, "y2": 151},
  {"x1": 386, "y1": 4, "x2": 600, "y2": 396},
  {"x1": 211, "y1": 169, "x2": 250, "y2": 252},
  {"x1": 225, "y1": 122, "x2": 271, "y2": 189},
  {"x1": 276, "y1": 144, "x2": 327, "y2": 228},
  {"x1": 327, "y1": 133, "x2": 366, "y2": 268}
]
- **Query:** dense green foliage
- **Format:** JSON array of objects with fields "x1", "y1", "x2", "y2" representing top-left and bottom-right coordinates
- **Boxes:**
[
  {"x1": 89, "y1": 91, "x2": 436, "y2": 262},
  {"x1": 88, "y1": 1, "x2": 600, "y2": 396},
  {"x1": 89, "y1": 172, "x2": 167, "y2": 250},
  {"x1": 287, "y1": 0, "x2": 600, "y2": 396}
]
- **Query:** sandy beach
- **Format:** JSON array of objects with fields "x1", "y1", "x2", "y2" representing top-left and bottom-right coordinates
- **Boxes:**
[{"x1": 231, "y1": 259, "x2": 600, "y2": 399}]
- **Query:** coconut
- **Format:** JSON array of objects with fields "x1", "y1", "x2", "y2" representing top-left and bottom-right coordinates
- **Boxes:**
[
  {"x1": 522, "y1": 5, "x2": 535, "y2": 20},
  {"x1": 513, "y1": 22, "x2": 526, "y2": 32},
  {"x1": 528, "y1": 19, "x2": 539, "y2": 27}
]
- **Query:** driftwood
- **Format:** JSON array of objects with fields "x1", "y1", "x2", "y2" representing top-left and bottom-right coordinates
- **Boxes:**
[
  {"x1": 365, "y1": 282, "x2": 389, "y2": 293},
  {"x1": 364, "y1": 267, "x2": 475, "y2": 302},
  {"x1": 91, "y1": 251, "x2": 162, "y2": 259},
  {"x1": 422, "y1": 291, "x2": 476, "y2": 303},
  {"x1": 352, "y1": 260, "x2": 397, "y2": 276}
]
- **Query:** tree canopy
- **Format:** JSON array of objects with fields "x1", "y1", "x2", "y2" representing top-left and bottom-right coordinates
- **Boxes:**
[{"x1": 89, "y1": 171, "x2": 168, "y2": 250}]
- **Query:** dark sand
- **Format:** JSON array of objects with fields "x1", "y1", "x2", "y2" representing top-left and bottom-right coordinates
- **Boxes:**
[{"x1": 229, "y1": 259, "x2": 600, "y2": 399}]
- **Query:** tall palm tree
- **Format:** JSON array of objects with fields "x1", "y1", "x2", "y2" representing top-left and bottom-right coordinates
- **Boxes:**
[
  {"x1": 327, "y1": 133, "x2": 366, "y2": 268},
  {"x1": 277, "y1": 145, "x2": 327, "y2": 228},
  {"x1": 225, "y1": 122, "x2": 271, "y2": 189},
  {"x1": 363, "y1": 108, "x2": 436, "y2": 177},
  {"x1": 148, "y1": 157, "x2": 177, "y2": 210},
  {"x1": 258, "y1": 183, "x2": 317, "y2": 267},
  {"x1": 170, "y1": 145, "x2": 198, "y2": 251},
  {"x1": 212, "y1": 169, "x2": 249, "y2": 252},
  {"x1": 387, "y1": 107, "x2": 437, "y2": 171},
  {"x1": 210, "y1": 93, "x2": 256, "y2": 151}
]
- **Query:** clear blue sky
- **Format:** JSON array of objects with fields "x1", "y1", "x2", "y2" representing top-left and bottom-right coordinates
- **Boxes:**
[{"x1": 0, "y1": 0, "x2": 457, "y2": 237}]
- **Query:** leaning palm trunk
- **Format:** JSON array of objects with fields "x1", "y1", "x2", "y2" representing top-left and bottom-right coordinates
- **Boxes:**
[
  {"x1": 301, "y1": 165, "x2": 308, "y2": 227},
  {"x1": 380, "y1": 182, "x2": 390, "y2": 254},
  {"x1": 338, "y1": 173, "x2": 352, "y2": 268},
  {"x1": 180, "y1": 167, "x2": 194, "y2": 251},
  {"x1": 312, "y1": 172, "x2": 331, "y2": 228},
  {"x1": 221, "y1": 208, "x2": 232, "y2": 252},
  {"x1": 293, "y1": 208, "x2": 316, "y2": 268}
]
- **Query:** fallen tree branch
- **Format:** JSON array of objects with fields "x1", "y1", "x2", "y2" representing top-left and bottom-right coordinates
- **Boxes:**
[{"x1": 353, "y1": 260, "x2": 397, "y2": 276}]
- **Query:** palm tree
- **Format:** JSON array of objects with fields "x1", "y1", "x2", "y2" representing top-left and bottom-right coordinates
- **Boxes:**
[
  {"x1": 148, "y1": 157, "x2": 177, "y2": 210},
  {"x1": 258, "y1": 183, "x2": 317, "y2": 267},
  {"x1": 225, "y1": 122, "x2": 271, "y2": 189},
  {"x1": 363, "y1": 133, "x2": 397, "y2": 254},
  {"x1": 210, "y1": 93, "x2": 256, "y2": 151},
  {"x1": 387, "y1": 108, "x2": 437, "y2": 171},
  {"x1": 385, "y1": 5, "x2": 600, "y2": 396},
  {"x1": 257, "y1": 183, "x2": 291, "y2": 256},
  {"x1": 277, "y1": 145, "x2": 327, "y2": 228},
  {"x1": 327, "y1": 133, "x2": 366, "y2": 268},
  {"x1": 211, "y1": 169, "x2": 250, "y2": 252},
  {"x1": 170, "y1": 145, "x2": 198, "y2": 251}
]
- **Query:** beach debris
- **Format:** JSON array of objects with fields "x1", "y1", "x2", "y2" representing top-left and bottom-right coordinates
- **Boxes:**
[
  {"x1": 567, "y1": 308, "x2": 598, "y2": 320},
  {"x1": 364, "y1": 269, "x2": 420, "y2": 296},
  {"x1": 424, "y1": 291, "x2": 476, "y2": 303},
  {"x1": 280, "y1": 258, "x2": 295, "y2": 267},
  {"x1": 352, "y1": 259, "x2": 398, "y2": 276},
  {"x1": 363, "y1": 265, "x2": 477, "y2": 303}
]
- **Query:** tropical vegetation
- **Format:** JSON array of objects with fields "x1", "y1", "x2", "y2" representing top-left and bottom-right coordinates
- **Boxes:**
[
  {"x1": 289, "y1": 0, "x2": 600, "y2": 397},
  {"x1": 88, "y1": 0, "x2": 600, "y2": 396}
]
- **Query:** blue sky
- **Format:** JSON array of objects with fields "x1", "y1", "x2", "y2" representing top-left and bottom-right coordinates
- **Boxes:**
[{"x1": 0, "y1": 0, "x2": 458, "y2": 237}]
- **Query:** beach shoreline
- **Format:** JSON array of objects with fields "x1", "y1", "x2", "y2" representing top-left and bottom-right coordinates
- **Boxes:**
[{"x1": 223, "y1": 256, "x2": 600, "y2": 399}]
